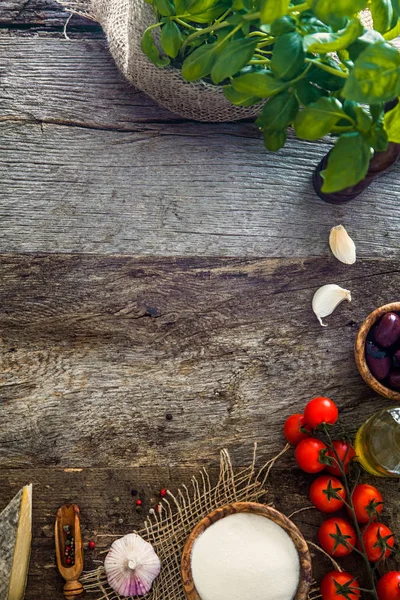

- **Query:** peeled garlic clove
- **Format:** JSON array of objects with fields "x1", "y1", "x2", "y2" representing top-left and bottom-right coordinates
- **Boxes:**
[
  {"x1": 329, "y1": 225, "x2": 356, "y2": 265},
  {"x1": 312, "y1": 284, "x2": 352, "y2": 327},
  {"x1": 104, "y1": 533, "x2": 161, "y2": 597}
]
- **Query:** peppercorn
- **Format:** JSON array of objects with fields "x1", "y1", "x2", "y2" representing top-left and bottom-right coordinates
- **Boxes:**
[
  {"x1": 88, "y1": 541, "x2": 95, "y2": 550},
  {"x1": 135, "y1": 499, "x2": 142, "y2": 506},
  {"x1": 160, "y1": 488, "x2": 167, "y2": 498}
]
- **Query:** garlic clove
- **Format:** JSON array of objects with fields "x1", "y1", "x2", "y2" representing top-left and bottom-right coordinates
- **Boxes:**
[
  {"x1": 312, "y1": 284, "x2": 352, "y2": 327},
  {"x1": 329, "y1": 225, "x2": 356, "y2": 265},
  {"x1": 104, "y1": 533, "x2": 161, "y2": 597}
]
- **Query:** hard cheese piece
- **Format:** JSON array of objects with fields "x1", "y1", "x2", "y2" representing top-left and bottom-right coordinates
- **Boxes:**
[{"x1": 0, "y1": 484, "x2": 32, "y2": 600}]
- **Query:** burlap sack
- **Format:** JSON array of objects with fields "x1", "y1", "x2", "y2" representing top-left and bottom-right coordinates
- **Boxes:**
[
  {"x1": 60, "y1": 3, "x2": 399, "y2": 123},
  {"x1": 61, "y1": 0, "x2": 261, "y2": 121}
]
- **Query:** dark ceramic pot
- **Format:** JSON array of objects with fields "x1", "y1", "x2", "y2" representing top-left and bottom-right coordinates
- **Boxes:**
[{"x1": 313, "y1": 99, "x2": 400, "y2": 204}]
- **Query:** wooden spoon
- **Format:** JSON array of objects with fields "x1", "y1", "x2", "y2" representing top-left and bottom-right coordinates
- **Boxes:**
[{"x1": 55, "y1": 504, "x2": 84, "y2": 598}]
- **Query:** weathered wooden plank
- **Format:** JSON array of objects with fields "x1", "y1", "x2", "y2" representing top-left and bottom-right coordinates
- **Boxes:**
[
  {"x1": 1, "y1": 465, "x2": 399, "y2": 599},
  {"x1": 0, "y1": 0, "x2": 97, "y2": 31},
  {"x1": 1, "y1": 38, "x2": 400, "y2": 256},
  {"x1": 1, "y1": 254, "x2": 399, "y2": 470}
]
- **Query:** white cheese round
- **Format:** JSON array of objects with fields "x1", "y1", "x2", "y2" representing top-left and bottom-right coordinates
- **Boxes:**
[{"x1": 191, "y1": 513, "x2": 300, "y2": 600}]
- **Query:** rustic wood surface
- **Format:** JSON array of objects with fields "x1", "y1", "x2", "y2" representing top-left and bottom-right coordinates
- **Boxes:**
[{"x1": 1, "y1": 1, "x2": 400, "y2": 598}]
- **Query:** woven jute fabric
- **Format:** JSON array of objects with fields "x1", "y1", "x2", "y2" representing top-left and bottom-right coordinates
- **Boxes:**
[
  {"x1": 59, "y1": 3, "x2": 399, "y2": 122},
  {"x1": 80, "y1": 446, "x2": 287, "y2": 599}
]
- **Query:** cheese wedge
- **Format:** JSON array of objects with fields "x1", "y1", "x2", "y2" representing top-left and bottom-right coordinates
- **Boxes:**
[{"x1": 0, "y1": 484, "x2": 32, "y2": 600}]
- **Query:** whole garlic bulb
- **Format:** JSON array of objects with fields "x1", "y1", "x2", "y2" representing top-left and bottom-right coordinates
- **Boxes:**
[{"x1": 104, "y1": 533, "x2": 161, "y2": 597}]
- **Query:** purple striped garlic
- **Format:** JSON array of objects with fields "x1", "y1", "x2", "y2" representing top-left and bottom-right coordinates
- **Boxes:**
[{"x1": 104, "y1": 533, "x2": 161, "y2": 597}]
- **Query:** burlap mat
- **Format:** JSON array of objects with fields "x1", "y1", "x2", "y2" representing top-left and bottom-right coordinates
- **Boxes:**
[{"x1": 81, "y1": 445, "x2": 288, "y2": 599}]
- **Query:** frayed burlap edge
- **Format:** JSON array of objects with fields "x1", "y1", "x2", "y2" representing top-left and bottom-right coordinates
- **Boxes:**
[{"x1": 80, "y1": 444, "x2": 289, "y2": 599}]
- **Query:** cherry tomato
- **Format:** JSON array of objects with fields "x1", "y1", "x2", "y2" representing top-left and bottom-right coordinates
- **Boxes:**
[
  {"x1": 284, "y1": 414, "x2": 311, "y2": 445},
  {"x1": 376, "y1": 572, "x2": 400, "y2": 600},
  {"x1": 303, "y1": 397, "x2": 339, "y2": 429},
  {"x1": 309, "y1": 475, "x2": 346, "y2": 513},
  {"x1": 361, "y1": 522, "x2": 394, "y2": 562},
  {"x1": 318, "y1": 517, "x2": 357, "y2": 557},
  {"x1": 325, "y1": 440, "x2": 357, "y2": 476},
  {"x1": 350, "y1": 484, "x2": 383, "y2": 524},
  {"x1": 295, "y1": 437, "x2": 327, "y2": 473},
  {"x1": 320, "y1": 571, "x2": 360, "y2": 600}
]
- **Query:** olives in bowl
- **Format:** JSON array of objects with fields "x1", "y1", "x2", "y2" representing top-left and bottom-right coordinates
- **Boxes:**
[{"x1": 355, "y1": 303, "x2": 400, "y2": 401}]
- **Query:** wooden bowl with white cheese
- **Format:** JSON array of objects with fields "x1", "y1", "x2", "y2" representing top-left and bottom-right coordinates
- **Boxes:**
[{"x1": 181, "y1": 502, "x2": 312, "y2": 600}]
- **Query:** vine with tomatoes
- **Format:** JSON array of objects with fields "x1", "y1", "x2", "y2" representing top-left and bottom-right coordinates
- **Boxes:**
[{"x1": 284, "y1": 397, "x2": 399, "y2": 600}]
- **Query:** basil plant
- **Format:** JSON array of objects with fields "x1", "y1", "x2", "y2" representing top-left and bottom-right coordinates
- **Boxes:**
[{"x1": 142, "y1": 0, "x2": 400, "y2": 193}]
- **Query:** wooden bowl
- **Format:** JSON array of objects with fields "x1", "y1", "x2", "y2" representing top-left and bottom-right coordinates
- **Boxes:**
[
  {"x1": 354, "y1": 302, "x2": 400, "y2": 401},
  {"x1": 181, "y1": 502, "x2": 312, "y2": 600}
]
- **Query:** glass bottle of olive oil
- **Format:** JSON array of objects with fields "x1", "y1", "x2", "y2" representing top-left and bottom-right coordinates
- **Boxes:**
[{"x1": 355, "y1": 407, "x2": 400, "y2": 477}]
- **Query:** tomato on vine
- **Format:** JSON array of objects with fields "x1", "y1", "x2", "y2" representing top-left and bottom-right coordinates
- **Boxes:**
[
  {"x1": 376, "y1": 572, "x2": 400, "y2": 600},
  {"x1": 295, "y1": 437, "x2": 326, "y2": 473},
  {"x1": 325, "y1": 440, "x2": 356, "y2": 476},
  {"x1": 350, "y1": 484, "x2": 383, "y2": 524},
  {"x1": 283, "y1": 414, "x2": 311, "y2": 445},
  {"x1": 320, "y1": 571, "x2": 360, "y2": 600},
  {"x1": 360, "y1": 522, "x2": 394, "y2": 562},
  {"x1": 318, "y1": 517, "x2": 356, "y2": 557},
  {"x1": 303, "y1": 397, "x2": 338, "y2": 429},
  {"x1": 309, "y1": 475, "x2": 346, "y2": 513}
]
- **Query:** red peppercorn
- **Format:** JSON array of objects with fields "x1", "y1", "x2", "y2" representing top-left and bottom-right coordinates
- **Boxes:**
[
  {"x1": 160, "y1": 488, "x2": 167, "y2": 498},
  {"x1": 66, "y1": 557, "x2": 72, "y2": 566},
  {"x1": 88, "y1": 541, "x2": 95, "y2": 550},
  {"x1": 135, "y1": 499, "x2": 142, "y2": 506}
]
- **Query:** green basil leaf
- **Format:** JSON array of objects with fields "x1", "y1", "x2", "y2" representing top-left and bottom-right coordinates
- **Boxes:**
[
  {"x1": 186, "y1": 0, "x2": 218, "y2": 14},
  {"x1": 271, "y1": 32, "x2": 305, "y2": 81},
  {"x1": 308, "y1": 58, "x2": 347, "y2": 91},
  {"x1": 186, "y1": 3, "x2": 230, "y2": 21},
  {"x1": 154, "y1": 0, "x2": 175, "y2": 16},
  {"x1": 383, "y1": 18, "x2": 400, "y2": 39},
  {"x1": 223, "y1": 85, "x2": 263, "y2": 106},
  {"x1": 295, "y1": 80, "x2": 327, "y2": 105},
  {"x1": 141, "y1": 26, "x2": 171, "y2": 67},
  {"x1": 384, "y1": 99, "x2": 400, "y2": 141},
  {"x1": 298, "y1": 14, "x2": 331, "y2": 35},
  {"x1": 211, "y1": 39, "x2": 258, "y2": 84},
  {"x1": 313, "y1": 0, "x2": 367, "y2": 24},
  {"x1": 256, "y1": 91, "x2": 299, "y2": 129},
  {"x1": 294, "y1": 97, "x2": 348, "y2": 140},
  {"x1": 160, "y1": 21, "x2": 183, "y2": 58},
  {"x1": 270, "y1": 15, "x2": 296, "y2": 35},
  {"x1": 367, "y1": 122, "x2": 390, "y2": 150},
  {"x1": 343, "y1": 41, "x2": 400, "y2": 103},
  {"x1": 260, "y1": 0, "x2": 290, "y2": 25},
  {"x1": 231, "y1": 71, "x2": 287, "y2": 97},
  {"x1": 321, "y1": 132, "x2": 371, "y2": 192},
  {"x1": 371, "y1": 0, "x2": 394, "y2": 33},
  {"x1": 182, "y1": 43, "x2": 218, "y2": 81},
  {"x1": 370, "y1": 103, "x2": 385, "y2": 120},
  {"x1": 303, "y1": 18, "x2": 363, "y2": 53},
  {"x1": 263, "y1": 129, "x2": 287, "y2": 151},
  {"x1": 392, "y1": 0, "x2": 400, "y2": 15},
  {"x1": 175, "y1": 0, "x2": 187, "y2": 14},
  {"x1": 354, "y1": 106, "x2": 373, "y2": 132},
  {"x1": 347, "y1": 29, "x2": 384, "y2": 61}
]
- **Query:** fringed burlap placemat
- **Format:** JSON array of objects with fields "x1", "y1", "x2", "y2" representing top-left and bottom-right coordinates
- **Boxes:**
[{"x1": 81, "y1": 445, "x2": 288, "y2": 599}]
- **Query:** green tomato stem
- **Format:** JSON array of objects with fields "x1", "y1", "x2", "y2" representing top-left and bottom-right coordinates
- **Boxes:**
[
  {"x1": 323, "y1": 427, "x2": 379, "y2": 600},
  {"x1": 305, "y1": 58, "x2": 349, "y2": 79},
  {"x1": 249, "y1": 58, "x2": 271, "y2": 64},
  {"x1": 288, "y1": 0, "x2": 312, "y2": 13}
]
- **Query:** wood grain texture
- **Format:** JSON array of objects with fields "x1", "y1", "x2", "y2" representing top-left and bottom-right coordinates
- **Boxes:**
[
  {"x1": 1, "y1": 253, "x2": 400, "y2": 470},
  {"x1": 0, "y1": 0, "x2": 99, "y2": 33},
  {"x1": 1, "y1": 39, "x2": 400, "y2": 256},
  {"x1": 1, "y1": 466, "x2": 399, "y2": 600}
]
